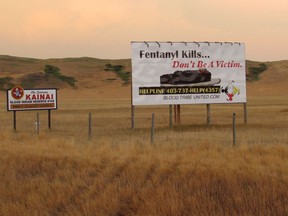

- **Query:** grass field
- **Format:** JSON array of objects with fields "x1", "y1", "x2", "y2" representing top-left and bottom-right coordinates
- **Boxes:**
[
  {"x1": 0, "y1": 86, "x2": 287, "y2": 215},
  {"x1": 0, "y1": 56, "x2": 288, "y2": 215}
]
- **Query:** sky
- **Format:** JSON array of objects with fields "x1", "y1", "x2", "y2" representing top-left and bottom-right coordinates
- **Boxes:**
[{"x1": 0, "y1": 0, "x2": 288, "y2": 61}]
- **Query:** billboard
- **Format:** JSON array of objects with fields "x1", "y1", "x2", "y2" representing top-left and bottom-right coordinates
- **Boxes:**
[
  {"x1": 7, "y1": 87, "x2": 57, "y2": 111},
  {"x1": 131, "y1": 41, "x2": 246, "y2": 105}
]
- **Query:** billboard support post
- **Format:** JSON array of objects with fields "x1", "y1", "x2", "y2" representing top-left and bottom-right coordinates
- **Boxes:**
[
  {"x1": 169, "y1": 105, "x2": 173, "y2": 129},
  {"x1": 177, "y1": 105, "x2": 181, "y2": 124},
  {"x1": 173, "y1": 105, "x2": 181, "y2": 124},
  {"x1": 174, "y1": 105, "x2": 177, "y2": 123}
]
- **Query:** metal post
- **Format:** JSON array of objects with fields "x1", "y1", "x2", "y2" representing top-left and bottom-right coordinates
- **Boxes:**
[{"x1": 151, "y1": 113, "x2": 155, "y2": 144}]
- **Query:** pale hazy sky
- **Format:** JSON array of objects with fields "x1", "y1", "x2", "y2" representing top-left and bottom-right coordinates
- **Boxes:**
[{"x1": 1, "y1": 0, "x2": 288, "y2": 61}]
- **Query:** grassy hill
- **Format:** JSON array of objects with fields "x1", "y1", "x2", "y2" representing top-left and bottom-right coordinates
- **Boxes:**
[
  {"x1": 1, "y1": 55, "x2": 287, "y2": 92},
  {"x1": 0, "y1": 55, "x2": 132, "y2": 90}
]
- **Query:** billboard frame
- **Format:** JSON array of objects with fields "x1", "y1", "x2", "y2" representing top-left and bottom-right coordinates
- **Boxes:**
[{"x1": 130, "y1": 41, "x2": 247, "y2": 129}]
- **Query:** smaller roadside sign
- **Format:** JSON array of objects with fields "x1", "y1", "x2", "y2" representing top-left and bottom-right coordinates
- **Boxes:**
[{"x1": 7, "y1": 87, "x2": 57, "y2": 111}]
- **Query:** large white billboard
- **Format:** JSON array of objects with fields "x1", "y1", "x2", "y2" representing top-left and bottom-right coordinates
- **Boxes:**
[{"x1": 131, "y1": 41, "x2": 246, "y2": 105}]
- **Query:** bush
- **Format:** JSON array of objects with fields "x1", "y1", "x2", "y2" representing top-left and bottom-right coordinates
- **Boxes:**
[
  {"x1": 58, "y1": 75, "x2": 77, "y2": 87},
  {"x1": 249, "y1": 63, "x2": 267, "y2": 75},
  {"x1": 248, "y1": 63, "x2": 268, "y2": 81},
  {"x1": 0, "y1": 76, "x2": 14, "y2": 90},
  {"x1": 44, "y1": 65, "x2": 61, "y2": 76},
  {"x1": 104, "y1": 64, "x2": 131, "y2": 84},
  {"x1": 44, "y1": 65, "x2": 77, "y2": 87}
]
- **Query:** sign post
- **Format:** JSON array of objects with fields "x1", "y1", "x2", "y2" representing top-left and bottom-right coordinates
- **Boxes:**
[
  {"x1": 48, "y1": 109, "x2": 51, "y2": 129},
  {"x1": 13, "y1": 111, "x2": 16, "y2": 131},
  {"x1": 7, "y1": 87, "x2": 58, "y2": 131}
]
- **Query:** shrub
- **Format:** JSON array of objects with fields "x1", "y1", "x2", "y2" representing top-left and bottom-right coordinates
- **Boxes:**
[
  {"x1": 44, "y1": 65, "x2": 77, "y2": 87},
  {"x1": 0, "y1": 76, "x2": 14, "y2": 90},
  {"x1": 248, "y1": 63, "x2": 268, "y2": 81},
  {"x1": 104, "y1": 64, "x2": 131, "y2": 84},
  {"x1": 44, "y1": 65, "x2": 61, "y2": 76}
]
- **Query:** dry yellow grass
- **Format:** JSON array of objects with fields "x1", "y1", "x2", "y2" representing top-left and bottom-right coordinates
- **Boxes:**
[
  {"x1": 1, "y1": 140, "x2": 287, "y2": 215},
  {"x1": 0, "y1": 86, "x2": 288, "y2": 215},
  {"x1": 0, "y1": 56, "x2": 288, "y2": 215}
]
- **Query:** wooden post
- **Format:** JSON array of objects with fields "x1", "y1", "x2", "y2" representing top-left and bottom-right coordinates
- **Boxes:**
[
  {"x1": 174, "y1": 105, "x2": 181, "y2": 124},
  {"x1": 233, "y1": 113, "x2": 236, "y2": 146},
  {"x1": 207, "y1": 104, "x2": 211, "y2": 125},
  {"x1": 177, "y1": 105, "x2": 181, "y2": 124},
  {"x1": 178, "y1": 105, "x2": 181, "y2": 124},
  {"x1": 169, "y1": 105, "x2": 172, "y2": 129},
  {"x1": 13, "y1": 111, "x2": 16, "y2": 131},
  {"x1": 88, "y1": 113, "x2": 92, "y2": 140},
  {"x1": 174, "y1": 105, "x2": 177, "y2": 123},
  {"x1": 151, "y1": 113, "x2": 155, "y2": 144},
  {"x1": 244, "y1": 103, "x2": 247, "y2": 124},
  {"x1": 48, "y1": 110, "x2": 51, "y2": 130}
]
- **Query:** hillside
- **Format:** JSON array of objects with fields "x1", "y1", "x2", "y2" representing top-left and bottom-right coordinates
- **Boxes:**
[
  {"x1": 0, "y1": 55, "x2": 287, "y2": 215},
  {"x1": 246, "y1": 60, "x2": 288, "y2": 96},
  {"x1": 0, "y1": 55, "x2": 287, "y2": 97},
  {"x1": 0, "y1": 55, "x2": 131, "y2": 90}
]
